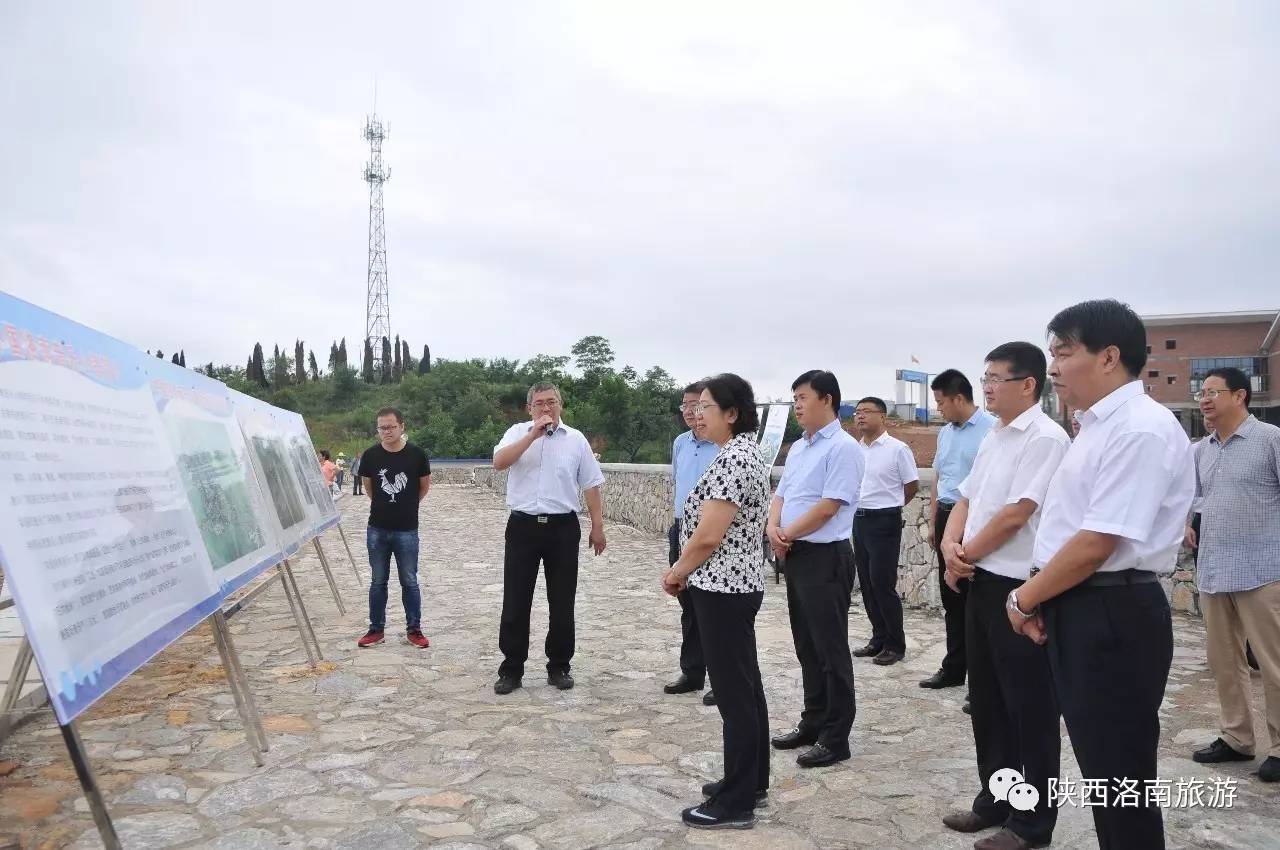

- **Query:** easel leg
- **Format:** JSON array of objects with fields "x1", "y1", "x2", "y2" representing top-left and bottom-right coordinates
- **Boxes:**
[
  {"x1": 336, "y1": 524, "x2": 362, "y2": 584},
  {"x1": 312, "y1": 538, "x2": 346, "y2": 616},
  {"x1": 1, "y1": 638, "x2": 33, "y2": 715},
  {"x1": 210, "y1": 611, "x2": 268, "y2": 761},
  {"x1": 281, "y1": 559, "x2": 325, "y2": 663},
  {"x1": 60, "y1": 721, "x2": 120, "y2": 849}
]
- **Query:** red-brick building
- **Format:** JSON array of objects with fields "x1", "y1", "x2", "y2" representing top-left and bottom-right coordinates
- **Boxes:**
[{"x1": 1141, "y1": 309, "x2": 1280, "y2": 436}]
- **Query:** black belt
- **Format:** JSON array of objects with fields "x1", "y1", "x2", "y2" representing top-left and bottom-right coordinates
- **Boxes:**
[
  {"x1": 511, "y1": 510, "x2": 575, "y2": 524},
  {"x1": 1029, "y1": 566, "x2": 1161, "y2": 587},
  {"x1": 789, "y1": 539, "x2": 848, "y2": 550},
  {"x1": 938, "y1": 501, "x2": 956, "y2": 510},
  {"x1": 855, "y1": 506, "x2": 901, "y2": 517},
  {"x1": 973, "y1": 567, "x2": 1022, "y2": 584}
]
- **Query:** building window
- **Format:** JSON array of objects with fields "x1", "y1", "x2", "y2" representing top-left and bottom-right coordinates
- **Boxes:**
[
  {"x1": 1165, "y1": 340, "x2": 1177, "y2": 350},
  {"x1": 1167, "y1": 376, "x2": 1176, "y2": 385},
  {"x1": 1189, "y1": 356, "x2": 1269, "y2": 397},
  {"x1": 1148, "y1": 370, "x2": 1159, "y2": 378}
]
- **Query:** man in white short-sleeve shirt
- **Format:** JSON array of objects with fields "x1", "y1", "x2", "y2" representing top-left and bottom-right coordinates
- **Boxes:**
[
  {"x1": 491, "y1": 382, "x2": 606, "y2": 695},
  {"x1": 851, "y1": 397, "x2": 919, "y2": 665},
  {"x1": 938, "y1": 342, "x2": 1070, "y2": 850},
  {"x1": 1009, "y1": 300, "x2": 1195, "y2": 850}
]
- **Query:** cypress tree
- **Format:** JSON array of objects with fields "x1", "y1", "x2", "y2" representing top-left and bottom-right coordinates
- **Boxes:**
[
  {"x1": 362, "y1": 339, "x2": 375, "y2": 383},
  {"x1": 171, "y1": 352, "x2": 180, "y2": 365},
  {"x1": 251, "y1": 343, "x2": 267, "y2": 386},
  {"x1": 294, "y1": 340, "x2": 306, "y2": 384},
  {"x1": 338, "y1": 338, "x2": 349, "y2": 371},
  {"x1": 308, "y1": 349, "x2": 319, "y2": 381},
  {"x1": 179, "y1": 350, "x2": 186, "y2": 368},
  {"x1": 419, "y1": 344, "x2": 431, "y2": 374},
  {"x1": 393, "y1": 334, "x2": 402, "y2": 382},
  {"x1": 380, "y1": 337, "x2": 392, "y2": 384}
]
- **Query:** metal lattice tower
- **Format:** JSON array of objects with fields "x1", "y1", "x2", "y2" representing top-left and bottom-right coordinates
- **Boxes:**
[{"x1": 363, "y1": 113, "x2": 391, "y2": 372}]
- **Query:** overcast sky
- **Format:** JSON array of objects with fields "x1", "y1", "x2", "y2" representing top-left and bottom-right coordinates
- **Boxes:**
[{"x1": 3, "y1": 2, "x2": 1278, "y2": 402}]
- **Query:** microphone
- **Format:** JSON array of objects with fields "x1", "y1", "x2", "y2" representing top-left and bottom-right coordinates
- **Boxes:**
[{"x1": 544, "y1": 423, "x2": 555, "y2": 437}]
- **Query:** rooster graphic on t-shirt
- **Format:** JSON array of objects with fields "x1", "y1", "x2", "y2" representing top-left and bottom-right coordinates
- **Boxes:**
[{"x1": 378, "y1": 469, "x2": 409, "y2": 502}]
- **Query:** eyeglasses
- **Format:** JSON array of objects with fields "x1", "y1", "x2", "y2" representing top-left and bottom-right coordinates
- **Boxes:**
[
  {"x1": 376, "y1": 424, "x2": 402, "y2": 432},
  {"x1": 693, "y1": 402, "x2": 720, "y2": 414},
  {"x1": 679, "y1": 402, "x2": 699, "y2": 411},
  {"x1": 980, "y1": 375, "x2": 1029, "y2": 386},
  {"x1": 530, "y1": 399, "x2": 560, "y2": 409},
  {"x1": 1193, "y1": 389, "x2": 1238, "y2": 401}
]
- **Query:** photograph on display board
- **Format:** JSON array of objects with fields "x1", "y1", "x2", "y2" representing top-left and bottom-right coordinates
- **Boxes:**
[{"x1": 250, "y1": 433, "x2": 308, "y2": 530}]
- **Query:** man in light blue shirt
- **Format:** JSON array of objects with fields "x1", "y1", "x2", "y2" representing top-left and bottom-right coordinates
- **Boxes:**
[
  {"x1": 923, "y1": 369, "x2": 996, "y2": 693},
  {"x1": 664, "y1": 381, "x2": 720, "y2": 703},
  {"x1": 767, "y1": 370, "x2": 865, "y2": 768}
]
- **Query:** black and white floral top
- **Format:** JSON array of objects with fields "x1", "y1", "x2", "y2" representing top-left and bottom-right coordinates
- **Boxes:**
[{"x1": 679, "y1": 432, "x2": 770, "y2": 593}]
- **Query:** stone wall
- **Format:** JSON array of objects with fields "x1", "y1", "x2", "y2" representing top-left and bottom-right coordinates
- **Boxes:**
[{"x1": 438, "y1": 463, "x2": 1201, "y2": 615}]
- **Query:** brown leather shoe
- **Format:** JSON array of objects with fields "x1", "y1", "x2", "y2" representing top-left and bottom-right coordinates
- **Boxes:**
[
  {"x1": 942, "y1": 811, "x2": 1001, "y2": 833},
  {"x1": 975, "y1": 827, "x2": 1037, "y2": 850}
]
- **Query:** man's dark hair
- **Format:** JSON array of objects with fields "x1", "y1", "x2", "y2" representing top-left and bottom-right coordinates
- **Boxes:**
[
  {"x1": 1046, "y1": 299, "x2": 1147, "y2": 378},
  {"x1": 1205, "y1": 366, "x2": 1252, "y2": 406},
  {"x1": 929, "y1": 369, "x2": 973, "y2": 402},
  {"x1": 984, "y1": 342, "x2": 1048, "y2": 401},
  {"x1": 856, "y1": 396, "x2": 888, "y2": 415},
  {"x1": 791, "y1": 369, "x2": 841, "y2": 413},
  {"x1": 683, "y1": 380, "x2": 706, "y2": 395},
  {"x1": 320, "y1": 450, "x2": 331, "y2": 461},
  {"x1": 703, "y1": 373, "x2": 760, "y2": 436},
  {"x1": 376, "y1": 407, "x2": 404, "y2": 424}
]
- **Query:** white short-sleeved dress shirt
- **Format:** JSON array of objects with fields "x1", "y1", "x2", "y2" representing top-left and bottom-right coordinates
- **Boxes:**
[
  {"x1": 495, "y1": 421, "x2": 605, "y2": 515},
  {"x1": 858, "y1": 432, "x2": 919, "y2": 509},
  {"x1": 959, "y1": 406, "x2": 1071, "y2": 579},
  {"x1": 1033, "y1": 381, "x2": 1195, "y2": 574}
]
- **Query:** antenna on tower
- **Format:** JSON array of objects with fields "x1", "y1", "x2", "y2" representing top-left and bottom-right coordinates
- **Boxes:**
[{"x1": 363, "y1": 95, "x2": 391, "y2": 378}]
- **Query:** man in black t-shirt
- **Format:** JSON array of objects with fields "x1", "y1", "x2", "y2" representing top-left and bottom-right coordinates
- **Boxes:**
[{"x1": 357, "y1": 407, "x2": 433, "y2": 649}]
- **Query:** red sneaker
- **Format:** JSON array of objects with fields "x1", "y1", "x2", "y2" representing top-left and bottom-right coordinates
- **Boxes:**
[
  {"x1": 406, "y1": 629, "x2": 430, "y2": 648},
  {"x1": 357, "y1": 629, "x2": 384, "y2": 648}
]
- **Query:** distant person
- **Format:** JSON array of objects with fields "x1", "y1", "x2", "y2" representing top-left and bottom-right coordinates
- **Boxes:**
[
  {"x1": 662, "y1": 374, "x2": 771, "y2": 829},
  {"x1": 336, "y1": 452, "x2": 348, "y2": 489},
  {"x1": 851, "y1": 397, "x2": 919, "y2": 666},
  {"x1": 939, "y1": 342, "x2": 1069, "y2": 850},
  {"x1": 664, "y1": 381, "x2": 719, "y2": 706},
  {"x1": 351, "y1": 452, "x2": 363, "y2": 495},
  {"x1": 1011, "y1": 299, "x2": 1194, "y2": 849},
  {"x1": 923, "y1": 369, "x2": 995, "y2": 693},
  {"x1": 492, "y1": 382, "x2": 606, "y2": 695},
  {"x1": 1187, "y1": 367, "x2": 1280, "y2": 783},
  {"x1": 319, "y1": 450, "x2": 339, "y2": 497},
  {"x1": 768, "y1": 370, "x2": 865, "y2": 768},
  {"x1": 356, "y1": 409, "x2": 432, "y2": 649}
]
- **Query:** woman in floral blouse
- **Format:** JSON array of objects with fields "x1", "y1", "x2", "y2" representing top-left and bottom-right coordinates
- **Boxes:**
[{"x1": 662, "y1": 373, "x2": 771, "y2": 830}]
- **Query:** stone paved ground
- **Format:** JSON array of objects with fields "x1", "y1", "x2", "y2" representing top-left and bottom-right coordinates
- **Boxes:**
[{"x1": 2, "y1": 484, "x2": 1279, "y2": 849}]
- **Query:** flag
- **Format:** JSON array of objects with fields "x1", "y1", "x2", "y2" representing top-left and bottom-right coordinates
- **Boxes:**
[{"x1": 910, "y1": 354, "x2": 920, "y2": 364}]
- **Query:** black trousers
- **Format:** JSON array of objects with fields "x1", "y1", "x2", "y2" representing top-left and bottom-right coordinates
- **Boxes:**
[
  {"x1": 689, "y1": 586, "x2": 769, "y2": 815},
  {"x1": 668, "y1": 521, "x2": 706, "y2": 685},
  {"x1": 853, "y1": 510, "x2": 905, "y2": 654},
  {"x1": 935, "y1": 503, "x2": 968, "y2": 679},
  {"x1": 1044, "y1": 581, "x2": 1173, "y2": 850},
  {"x1": 968, "y1": 571, "x2": 1060, "y2": 846},
  {"x1": 352, "y1": 475, "x2": 363, "y2": 495},
  {"x1": 498, "y1": 512, "x2": 581, "y2": 678},
  {"x1": 784, "y1": 539, "x2": 857, "y2": 750}
]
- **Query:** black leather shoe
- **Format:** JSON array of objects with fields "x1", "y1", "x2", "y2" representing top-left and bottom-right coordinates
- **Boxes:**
[
  {"x1": 664, "y1": 674, "x2": 703, "y2": 694},
  {"x1": 703, "y1": 689, "x2": 717, "y2": 706},
  {"x1": 1192, "y1": 738, "x2": 1253, "y2": 764},
  {"x1": 796, "y1": 742, "x2": 850, "y2": 768},
  {"x1": 701, "y1": 780, "x2": 768, "y2": 808},
  {"x1": 852, "y1": 643, "x2": 882, "y2": 658},
  {"x1": 771, "y1": 727, "x2": 818, "y2": 750},
  {"x1": 872, "y1": 649, "x2": 904, "y2": 666},
  {"x1": 1259, "y1": 756, "x2": 1280, "y2": 782},
  {"x1": 942, "y1": 810, "x2": 1001, "y2": 833},
  {"x1": 919, "y1": 670, "x2": 965, "y2": 689},
  {"x1": 493, "y1": 675, "x2": 522, "y2": 695},
  {"x1": 548, "y1": 670, "x2": 575, "y2": 690}
]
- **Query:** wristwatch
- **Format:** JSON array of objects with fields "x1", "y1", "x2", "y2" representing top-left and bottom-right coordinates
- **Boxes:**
[{"x1": 1007, "y1": 589, "x2": 1037, "y2": 619}]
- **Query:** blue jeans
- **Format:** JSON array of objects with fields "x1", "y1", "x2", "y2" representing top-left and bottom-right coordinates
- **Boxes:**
[{"x1": 367, "y1": 525, "x2": 421, "y2": 631}]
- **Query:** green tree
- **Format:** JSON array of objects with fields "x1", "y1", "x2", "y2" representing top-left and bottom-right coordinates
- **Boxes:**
[
  {"x1": 393, "y1": 334, "x2": 403, "y2": 382},
  {"x1": 294, "y1": 340, "x2": 306, "y2": 384},
  {"x1": 419, "y1": 344, "x2": 431, "y2": 374},
  {"x1": 308, "y1": 349, "x2": 320, "y2": 381},
  {"x1": 362, "y1": 339, "x2": 375, "y2": 383},
  {"x1": 570, "y1": 335, "x2": 615, "y2": 376},
  {"x1": 380, "y1": 337, "x2": 392, "y2": 384},
  {"x1": 338, "y1": 337, "x2": 349, "y2": 371}
]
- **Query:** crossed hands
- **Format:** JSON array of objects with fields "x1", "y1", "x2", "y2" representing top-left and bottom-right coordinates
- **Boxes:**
[
  {"x1": 767, "y1": 524, "x2": 791, "y2": 561},
  {"x1": 941, "y1": 538, "x2": 975, "y2": 593},
  {"x1": 661, "y1": 568, "x2": 686, "y2": 597}
]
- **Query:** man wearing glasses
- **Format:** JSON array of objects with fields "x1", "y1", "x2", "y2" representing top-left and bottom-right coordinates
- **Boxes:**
[
  {"x1": 1187, "y1": 367, "x2": 1280, "y2": 783},
  {"x1": 939, "y1": 343, "x2": 1069, "y2": 850},
  {"x1": 357, "y1": 407, "x2": 433, "y2": 649},
  {"x1": 664, "y1": 381, "x2": 720, "y2": 705},
  {"x1": 492, "y1": 382, "x2": 606, "y2": 694}
]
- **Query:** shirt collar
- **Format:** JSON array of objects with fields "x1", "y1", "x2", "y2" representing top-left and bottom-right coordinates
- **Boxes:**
[
  {"x1": 1081, "y1": 380, "x2": 1144, "y2": 427},
  {"x1": 1210, "y1": 414, "x2": 1258, "y2": 445},
  {"x1": 952, "y1": 408, "x2": 986, "y2": 430},
  {"x1": 863, "y1": 431, "x2": 890, "y2": 447},
  {"x1": 804, "y1": 418, "x2": 842, "y2": 445},
  {"x1": 1000, "y1": 405, "x2": 1041, "y2": 433},
  {"x1": 683, "y1": 428, "x2": 714, "y2": 447}
]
